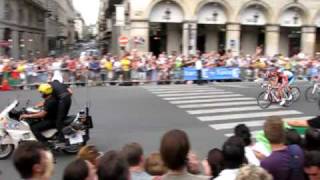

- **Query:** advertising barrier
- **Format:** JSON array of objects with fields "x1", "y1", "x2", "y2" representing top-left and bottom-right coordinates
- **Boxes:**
[{"x1": 183, "y1": 67, "x2": 241, "y2": 80}]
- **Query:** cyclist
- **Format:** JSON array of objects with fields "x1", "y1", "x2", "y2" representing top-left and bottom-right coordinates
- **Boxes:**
[
  {"x1": 276, "y1": 68, "x2": 295, "y2": 105},
  {"x1": 264, "y1": 69, "x2": 286, "y2": 105}
]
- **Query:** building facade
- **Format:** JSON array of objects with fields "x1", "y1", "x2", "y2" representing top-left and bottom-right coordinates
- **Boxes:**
[
  {"x1": 46, "y1": 0, "x2": 77, "y2": 54},
  {"x1": 74, "y1": 12, "x2": 85, "y2": 41},
  {"x1": 0, "y1": 0, "x2": 47, "y2": 59},
  {"x1": 99, "y1": 0, "x2": 320, "y2": 57}
]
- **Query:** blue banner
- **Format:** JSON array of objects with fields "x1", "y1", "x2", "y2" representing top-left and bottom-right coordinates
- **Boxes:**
[{"x1": 183, "y1": 67, "x2": 241, "y2": 80}]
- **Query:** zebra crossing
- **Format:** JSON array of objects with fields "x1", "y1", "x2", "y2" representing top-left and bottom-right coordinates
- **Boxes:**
[{"x1": 143, "y1": 85, "x2": 311, "y2": 137}]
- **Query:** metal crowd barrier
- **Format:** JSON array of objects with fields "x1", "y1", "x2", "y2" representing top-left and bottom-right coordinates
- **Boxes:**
[{"x1": 0, "y1": 66, "x2": 316, "y2": 91}]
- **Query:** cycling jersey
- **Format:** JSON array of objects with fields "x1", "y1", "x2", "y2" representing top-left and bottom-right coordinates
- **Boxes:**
[{"x1": 283, "y1": 70, "x2": 295, "y2": 85}]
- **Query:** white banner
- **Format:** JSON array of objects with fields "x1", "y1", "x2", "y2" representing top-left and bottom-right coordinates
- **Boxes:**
[{"x1": 115, "y1": 4, "x2": 125, "y2": 26}]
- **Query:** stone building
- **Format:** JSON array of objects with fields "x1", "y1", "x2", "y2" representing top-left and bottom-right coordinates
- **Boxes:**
[
  {"x1": 46, "y1": 0, "x2": 76, "y2": 54},
  {"x1": 99, "y1": 0, "x2": 320, "y2": 57},
  {"x1": 0, "y1": 0, "x2": 47, "y2": 59},
  {"x1": 0, "y1": 0, "x2": 77, "y2": 59},
  {"x1": 74, "y1": 12, "x2": 85, "y2": 41}
]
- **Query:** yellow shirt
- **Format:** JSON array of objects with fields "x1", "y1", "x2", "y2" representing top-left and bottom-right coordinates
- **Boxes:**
[
  {"x1": 105, "y1": 61, "x2": 113, "y2": 71},
  {"x1": 17, "y1": 64, "x2": 25, "y2": 73},
  {"x1": 121, "y1": 59, "x2": 131, "y2": 71}
]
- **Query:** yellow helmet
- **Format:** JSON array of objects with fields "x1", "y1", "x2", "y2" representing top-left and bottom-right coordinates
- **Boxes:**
[{"x1": 38, "y1": 84, "x2": 53, "y2": 95}]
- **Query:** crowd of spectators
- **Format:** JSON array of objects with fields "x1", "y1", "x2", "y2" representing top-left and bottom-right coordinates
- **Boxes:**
[
  {"x1": 1, "y1": 49, "x2": 320, "y2": 89},
  {"x1": 10, "y1": 115, "x2": 320, "y2": 180}
]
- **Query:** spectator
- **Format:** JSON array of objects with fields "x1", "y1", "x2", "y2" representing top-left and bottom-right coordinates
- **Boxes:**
[
  {"x1": 260, "y1": 116, "x2": 305, "y2": 180},
  {"x1": 235, "y1": 165, "x2": 272, "y2": 180},
  {"x1": 63, "y1": 159, "x2": 97, "y2": 180},
  {"x1": 187, "y1": 152, "x2": 201, "y2": 175},
  {"x1": 214, "y1": 136, "x2": 246, "y2": 180},
  {"x1": 234, "y1": 124, "x2": 260, "y2": 165},
  {"x1": 285, "y1": 129, "x2": 303, "y2": 147},
  {"x1": 13, "y1": 141, "x2": 54, "y2": 180},
  {"x1": 122, "y1": 142, "x2": 152, "y2": 180},
  {"x1": 77, "y1": 145, "x2": 102, "y2": 167},
  {"x1": 144, "y1": 152, "x2": 168, "y2": 176},
  {"x1": 97, "y1": 150, "x2": 129, "y2": 180},
  {"x1": 160, "y1": 129, "x2": 208, "y2": 180},
  {"x1": 304, "y1": 128, "x2": 320, "y2": 151},
  {"x1": 202, "y1": 148, "x2": 223, "y2": 178},
  {"x1": 120, "y1": 54, "x2": 131, "y2": 83},
  {"x1": 304, "y1": 151, "x2": 320, "y2": 180}
]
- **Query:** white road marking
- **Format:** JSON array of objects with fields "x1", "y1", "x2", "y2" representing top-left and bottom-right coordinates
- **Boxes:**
[
  {"x1": 171, "y1": 97, "x2": 255, "y2": 104},
  {"x1": 187, "y1": 106, "x2": 280, "y2": 115},
  {"x1": 146, "y1": 88, "x2": 221, "y2": 92},
  {"x1": 215, "y1": 84, "x2": 248, "y2": 88},
  {"x1": 153, "y1": 89, "x2": 225, "y2": 94},
  {"x1": 178, "y1": 101, "x2": 258, "y2": 109},
  {"x1": 198, "y1": 110, "x2": 303, "y2": 122},
  {"x1": 158, "y1": 92, "x2": 232, "y2": 97},
  {"x1": 163, "y1": 94, "x2": 244, "y2": 100}
]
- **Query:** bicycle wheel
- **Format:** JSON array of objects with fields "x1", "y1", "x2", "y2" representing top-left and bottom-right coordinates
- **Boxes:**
[
  {"x1": 305, "y1": 86, "x2": 319, "y2": 102},
  {"x1": 257, "y1": 91, "x2": 272, "y2": 109},
  {"x1": 291, "y1": 86, "x2": 301, "y2": 102}
]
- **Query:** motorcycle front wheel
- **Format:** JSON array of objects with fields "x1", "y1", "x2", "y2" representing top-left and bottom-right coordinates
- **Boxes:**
[
  {"x1": 0, "y1": 144, "x2": 14, "y2": 159},
  {"x1": 63, "y1": 143, "x2": 86, "y2": 155}
]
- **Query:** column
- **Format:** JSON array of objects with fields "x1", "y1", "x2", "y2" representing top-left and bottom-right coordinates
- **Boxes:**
[
  {"x1": 189, "y1": 22, "x2": 197, "y2": 55},
  {"x1": 301, "y1": 26, "x2": 317, "y2": 56},
  {"x1": 265, "y1": 25, "x2": 280, "y2": 56},
  {"x1": 11, "y1": 30, "x2": 19, "y2": 59},
  {"x1": 225, "y1": 23, "x2": 241, "y2": 56},
  {"x1": 182, "y1": 23, "x2": 189, "y2": 55},
  {"x1": 129, "y1": 21, "x2": 149, "y2": 53},
  {"x1": 182, "y1": 22, "x2": 197, "y2": 56}
]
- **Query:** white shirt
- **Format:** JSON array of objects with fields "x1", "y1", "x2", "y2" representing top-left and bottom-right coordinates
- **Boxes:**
[
  {"x1": 245, "y1": 146, "x2": 260, "y2": 166},
  {"x1": 214, "y1": 169, "x2": 239, "y2": 180},
  {"x1": 195, "y1": 60, "x2": 203, "y2": 70}
]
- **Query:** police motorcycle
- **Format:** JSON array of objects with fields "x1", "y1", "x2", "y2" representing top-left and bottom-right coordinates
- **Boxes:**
[{"x1": 0, "y1": 100, "x2": 93, "y2": 159}]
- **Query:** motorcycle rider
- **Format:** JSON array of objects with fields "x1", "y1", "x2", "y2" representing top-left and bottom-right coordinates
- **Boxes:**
[
  {"x1": 45, "y1": 80, "x2": 72, "y2": 142},
  {"x1": 19, "y1": 84, "x2": 58, "y2": 143}
]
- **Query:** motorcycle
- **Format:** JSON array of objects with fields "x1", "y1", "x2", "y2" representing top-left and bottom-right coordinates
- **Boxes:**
[{"x1": 0, "y1": 100, "x2": 93, "y2": 159}]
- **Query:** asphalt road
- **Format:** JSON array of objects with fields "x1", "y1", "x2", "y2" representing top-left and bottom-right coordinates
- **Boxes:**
[{"x1": 0, "y1": 81, "x2": 318, "y2": 179}]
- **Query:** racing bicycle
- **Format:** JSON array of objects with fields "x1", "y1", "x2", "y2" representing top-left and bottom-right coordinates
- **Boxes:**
[{"x1": 257, "y1": 83, "x2": 294, "y2": 109}]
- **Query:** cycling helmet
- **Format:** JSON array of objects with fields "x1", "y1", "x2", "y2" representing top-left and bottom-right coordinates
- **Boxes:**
[{"x1": 38, "y1": 84, "x2": 53, "y2": 95}]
